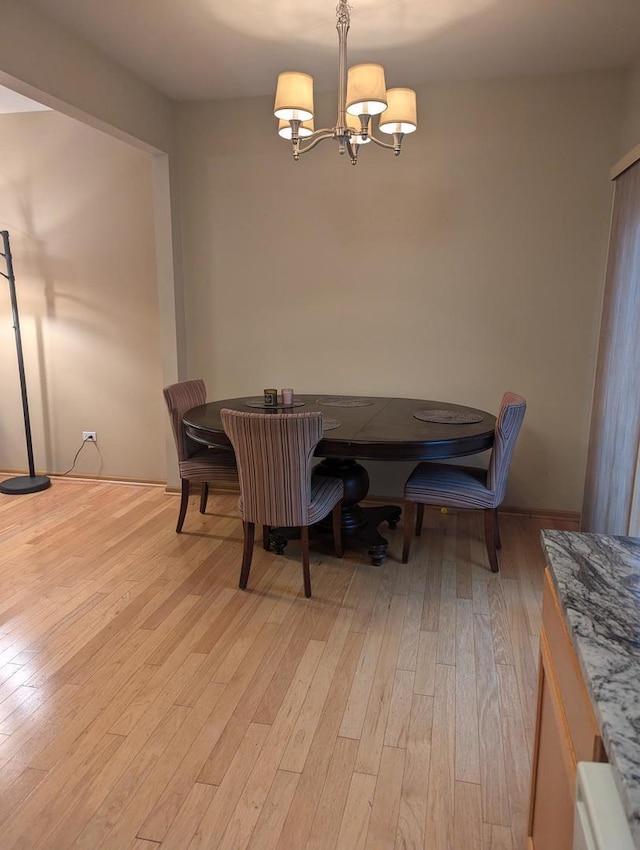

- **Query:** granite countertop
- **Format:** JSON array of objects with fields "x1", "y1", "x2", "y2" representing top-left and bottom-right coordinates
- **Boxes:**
[{"x1": 541, "y1": 530, "x2": 640, "y2": 847}]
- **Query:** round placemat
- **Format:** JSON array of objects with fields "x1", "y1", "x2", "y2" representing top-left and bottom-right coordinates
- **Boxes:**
[
  {"x1": 322, "y1": 417, "x2": 341, "y2": 431},
  {"x1": 316, "y1": 396, "x2": 375, "y2": 408},
  {"x1": 414, "y1": 409, "x2": 483, "y2": 424},
  {"x1": 244, "y1": 397, "x2": 306, "y2": 409}
]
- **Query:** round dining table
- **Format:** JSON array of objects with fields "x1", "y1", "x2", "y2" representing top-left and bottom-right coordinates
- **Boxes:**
[{"x1": 183, "y1": 394, "x2": 496, "y2": 565}]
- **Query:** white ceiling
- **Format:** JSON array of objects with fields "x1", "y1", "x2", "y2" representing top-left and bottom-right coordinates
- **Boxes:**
[{"x1": 25, "y1": 0, "x2": 640, "y2": 101}]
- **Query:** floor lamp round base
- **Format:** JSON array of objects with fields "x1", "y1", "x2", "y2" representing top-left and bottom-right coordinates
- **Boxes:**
[{"x1": 0, "y1": 475, "x2": 51, "y2": 495}]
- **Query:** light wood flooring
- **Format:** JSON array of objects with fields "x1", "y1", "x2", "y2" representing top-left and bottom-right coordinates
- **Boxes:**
[{"x1": 0, "y1": 478, "x2": 577, "y2": 849}]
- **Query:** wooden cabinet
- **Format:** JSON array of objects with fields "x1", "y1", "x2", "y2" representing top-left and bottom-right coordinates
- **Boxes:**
[{"x1": 527, "y1": 569, "x2": 606, "y2": 849}]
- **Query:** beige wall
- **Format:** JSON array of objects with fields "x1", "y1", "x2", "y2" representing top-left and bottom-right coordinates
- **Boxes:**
[
  {"x1": 0, "y1": 110, "x2": 166, "y2": 482},
  {"x1": 620, "y1": 57, "x2": 640, "y2": 155},
  {"x1": 0, "y1": 0, "x2": 173, "y2": 155},
  {"x1": 0, "y1": 0, "x2": 187, "y2": 488},
  {"x1": 176, "y1": 71, "x2": 623, "y2": 511},
  {"x1": 0, "y1": 2, "x2": 629, "y2": 508}
]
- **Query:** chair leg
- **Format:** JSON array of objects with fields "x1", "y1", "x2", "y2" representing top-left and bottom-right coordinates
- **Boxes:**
[
  {"x1": 416, "y1": 503, "x2": 425, "y2": 537},
  {"x1": 176, "y1": 479, "x2": 190, "y2": 533},
  {"x1": 332, "y1": 502, "x2": 343, "y2": 558},
  {"x1": 301, "y1": 526, "x2": 312, "y2": 598},
  {"x1": 484, "y1": 509, "x2": 500, "y2": 573},
  {"x1": 494, "y1": 509, "x2": 502, "y2": 549},
  {"x1": 199, "y1": 483, "x2": 209, "y2": 514},
  {"x1": 402, "y1": 501, "x2": 416, "y2": 564},
  {"x1": 263, "y1": 525, "x2": 271, "y2": 551},
  {"x1": 239, "y1": 521, "x2": 255, "y2": 589}
]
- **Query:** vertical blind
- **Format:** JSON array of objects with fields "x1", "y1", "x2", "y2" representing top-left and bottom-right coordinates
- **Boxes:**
[{"x1": 582, "y1": 159, "x2": 640, "y2": 535}]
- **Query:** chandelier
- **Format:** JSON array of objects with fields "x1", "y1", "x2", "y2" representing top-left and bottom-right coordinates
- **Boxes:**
[{"x1": 273, "y1": 1, "x2": 418, "y2": 165}]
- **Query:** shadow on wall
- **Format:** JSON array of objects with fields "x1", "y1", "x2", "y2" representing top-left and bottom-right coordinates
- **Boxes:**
[{"x1": 0, "y1": 176, "x2": 73, "y2": 475}]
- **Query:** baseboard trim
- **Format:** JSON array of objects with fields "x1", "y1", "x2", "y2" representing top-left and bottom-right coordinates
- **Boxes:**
[
  {"x1": 0, "y1": 470, "x2": 166, "y2": 489},
  {"x1": 499, "y1": 505, "x2": 581, "y2": 523},
  {"x1": 363, "y1": 493, "x2": 580, "y2": 524},
  {"x1": 165, "y1": 481, "x2": 240, "y2": 495},
  {"x1": 55, "y1": 474, "x2": 166, "y2": 487},
  {"x1": 1, "y1": 469, "x2": 581, "y2": 523}
]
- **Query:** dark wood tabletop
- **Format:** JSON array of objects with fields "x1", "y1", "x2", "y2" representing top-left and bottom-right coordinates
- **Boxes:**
[{"x1": 183, "y1": 394, "x2": 496, "y2": 461}]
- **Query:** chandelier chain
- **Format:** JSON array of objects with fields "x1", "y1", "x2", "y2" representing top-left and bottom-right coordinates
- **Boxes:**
[{"x1": 336, "y1": 0, "x2": 351, "y2": 26}]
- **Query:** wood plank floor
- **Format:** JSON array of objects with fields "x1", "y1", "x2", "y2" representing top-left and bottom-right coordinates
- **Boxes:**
[{"x1": 0, "y1": 478, "x2": 577, "y2": 849}]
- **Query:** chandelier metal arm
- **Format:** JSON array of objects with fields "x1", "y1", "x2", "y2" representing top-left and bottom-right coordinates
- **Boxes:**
[
  {"x1": 370, "y1": 132, "x2": 405, "y2": 156},
  {"x1": 295, "y1": 128, "x2": 338, "y2": 156}
]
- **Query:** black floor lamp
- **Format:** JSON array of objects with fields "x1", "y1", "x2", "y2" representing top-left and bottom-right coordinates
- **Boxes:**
[{"x1": 0, "y1": 230, "x2": 50, "y2": 494}]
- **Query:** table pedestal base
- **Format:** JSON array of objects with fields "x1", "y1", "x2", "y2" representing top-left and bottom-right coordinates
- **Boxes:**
[
  {"x1": 314, "y1": 502, "x2": 402, "y2": 566},
  {"x1": 269, "y1": 457, "x2": 402, "y2": 566}
]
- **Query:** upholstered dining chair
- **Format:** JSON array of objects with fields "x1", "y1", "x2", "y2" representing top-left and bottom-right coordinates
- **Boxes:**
[
  {"x1": 163, "y1": 379, "x2": 238, "y2": 532},
  {"x1": 402, "y1": 392, "x2": 527, "y2": 572},
  {"x1": 221, "y1": 409, "x2": 344, "y2": 598}
]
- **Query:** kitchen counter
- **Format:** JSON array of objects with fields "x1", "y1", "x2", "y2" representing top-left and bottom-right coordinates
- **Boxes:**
[{"x1": 541, "y1": 530, "x2": 640, "y2": 847}]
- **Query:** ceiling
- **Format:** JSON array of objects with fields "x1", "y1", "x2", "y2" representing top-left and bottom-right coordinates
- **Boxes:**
[{"x1": 25, "y1": 0, "x2": 640, "y2": 101}]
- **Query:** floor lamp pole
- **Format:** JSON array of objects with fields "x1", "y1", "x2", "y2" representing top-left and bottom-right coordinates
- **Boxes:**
[{"x1": 0, "y1": 230, "x2": 50, "y2": 495}]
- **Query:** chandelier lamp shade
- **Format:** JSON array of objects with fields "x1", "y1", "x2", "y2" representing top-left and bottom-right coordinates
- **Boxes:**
[
  {"x1": 278, "y1": 117, "x2": 315, "y2": 139},
  {"x1": 273, "y1": 1, "x2": 417, "y2": 165}
]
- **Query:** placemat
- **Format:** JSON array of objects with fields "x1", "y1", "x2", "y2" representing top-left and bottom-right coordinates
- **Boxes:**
[
  {"x1": 322, "y1": 418, "x2": 341, "y2": 431},
  {"x1": 316, "y1": 396, "x2": 375, "y2": 408},
  {"x1": 244, "y1": 398, "x2": 306, "y2": 409},
  {"x1": 414, "y1": 409, "x2": 483, "y2": 424}
]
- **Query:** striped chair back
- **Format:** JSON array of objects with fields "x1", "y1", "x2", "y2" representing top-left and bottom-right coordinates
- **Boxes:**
[
  {"x1": 221, "y1": 409, "x2": 323, "y2": 527},
  {"x1": 163, "y1": 379, "x2": 207, "y2": 461},
  {"x1": 487, "y1": 392, "x2": 527, "y2": 506}
]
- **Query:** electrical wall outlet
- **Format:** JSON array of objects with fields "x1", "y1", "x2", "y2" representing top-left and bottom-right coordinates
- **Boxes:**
[{"x1": 83, "y1": 431, "x2": 97, "y2": 442}]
